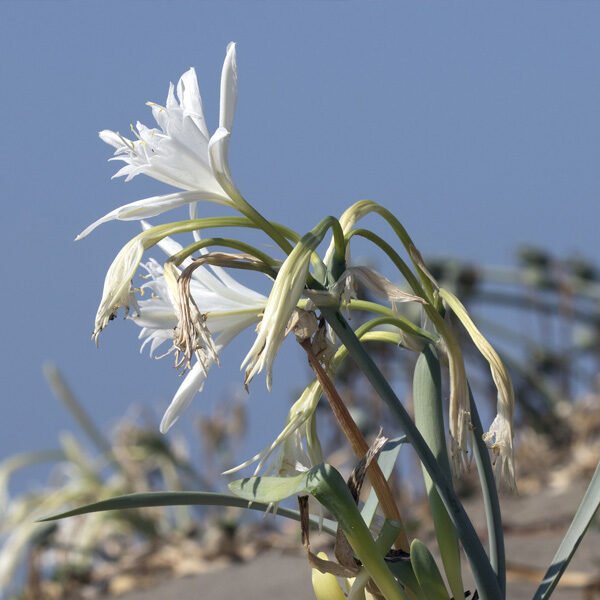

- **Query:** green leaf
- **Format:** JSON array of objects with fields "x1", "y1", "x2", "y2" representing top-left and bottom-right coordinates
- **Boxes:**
[
  {"x1": 38, "y1": 491, "x2": 337, "y2": 534},
  {"x1": 375, "y1": 519, "x2": 426, "y2": 600},
  {"x1": 410, "y1": 539, "x2": 451, "y2": 600},
  {"x1": 532, "y1": 461, "x2": 600, "y2": 599},
  {"x1": 232, "y1": 464, "x2": 407, "y2": 600},
  {"x1": 361, "y1": 436, "x2": 406, "y2": 528},
  {"x1": 469, "y1": 385, "x2": 506, "y2": 595},
  {"x1": 307, "y1": 464, "x2": 408, "y2": 600},
  {"x1": 229, "y1": 470, "x2": 311, "y2": 503},
  {"x1": 322, "y1": 307, "x2": 502, "y2": 600},
  {"x1": 413, "y1": 348, "x2": 464, "y2": 600}
]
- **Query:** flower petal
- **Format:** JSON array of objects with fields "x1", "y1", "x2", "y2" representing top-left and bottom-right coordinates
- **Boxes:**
[
  {"x1": 93, "y1": 238, "x2": 144, "y2": 343},
  {"x1": 208, "y1": 126, "x2": 235, "y2": 195},
  {"x1": 177, "y1": 67, "x2": 209, "y2": 139},
  {"x1": 219, "y1": 42, "x2": 237, "y2": 132},
  {"x1": 99, "y1": 129, "x2": 128, "y2": 150},
  {"x1": 159, "y1": 358, "x2": 213, "y2": 433},
  {"x1": 76, "y1": 191, "x2": 227, "y2": 240}
]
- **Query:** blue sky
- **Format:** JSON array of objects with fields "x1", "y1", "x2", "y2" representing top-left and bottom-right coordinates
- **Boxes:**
[{"x1": 1, "y1": 1, "x2": 599, "y2": 489}]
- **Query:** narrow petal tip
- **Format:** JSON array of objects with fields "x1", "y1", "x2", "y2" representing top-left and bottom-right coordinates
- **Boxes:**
[{"x1": 159, "y1": 417, "x2": 173, "y2": 435}]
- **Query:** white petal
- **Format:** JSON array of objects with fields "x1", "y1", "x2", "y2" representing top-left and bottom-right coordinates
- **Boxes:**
[
  {"x1": 219, "y1": 42, "x2": 237, "y2": 132},
  {"x1": 99, "y1": 129, "x2": 128, "y2": 150},
  {"x1": 177, "y1": 68, "x2": 209, "y2": 139},
  {"x1": 208, "y1": 127, "x2": 235, "y2": 195},
  {"x1": 94, "y1": 238, "x2": 144, "y2": 342},
  {"x1": 159, "y1": 359, "x2": 212, "y2": 433},
  {"x1": 76, "y1": 191, "x2": 227, "y2": 240}
]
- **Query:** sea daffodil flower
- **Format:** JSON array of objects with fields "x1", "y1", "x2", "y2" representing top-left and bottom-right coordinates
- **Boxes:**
[
  {"x1": 77, "y1": 43, "x2": 239, "y2": 240},
  {"x1": 132, "y1": 241, "x2": 266, "y2": 433}
]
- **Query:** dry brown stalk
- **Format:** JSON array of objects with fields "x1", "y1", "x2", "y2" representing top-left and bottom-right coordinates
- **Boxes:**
[{"x1": 300, "y1": 339, "x2": 410, "y2": 552}]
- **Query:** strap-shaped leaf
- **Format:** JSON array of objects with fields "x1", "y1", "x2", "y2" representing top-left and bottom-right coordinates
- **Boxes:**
[
  {"x1": 38, "y1": 491, "x2": 336, "y2": 534},
  {"x1": 413, "y1": 348, "x2": 464, "y2": 600},
  {"x1": 229, "y1": 470, "x2": 310, "y2": 504},
  {"x1": 532, "y1": 461, "x2": 600, "y2": 599},
  {"x1": 360, "y1": 436, "x2": 406, "y2": 529},
  {"x1": 232, "y1": 464, "x2": 407, "y2": 600},
  {"x1": 410, "y1": 539, "x2": 451, "y2": 600}
]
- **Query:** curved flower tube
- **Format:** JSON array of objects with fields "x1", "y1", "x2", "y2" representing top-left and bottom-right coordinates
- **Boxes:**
[{"x1": 77, "y1": 43, "x2": 239, "y2": 240}]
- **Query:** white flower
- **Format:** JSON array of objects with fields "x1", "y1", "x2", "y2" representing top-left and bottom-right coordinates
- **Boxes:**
[
  {"x1": 77, "y1": 43, "x2": 239, "y2": 240},
  {"x1": 133, "y1": 239, "x2": 266, "y2": 433}
]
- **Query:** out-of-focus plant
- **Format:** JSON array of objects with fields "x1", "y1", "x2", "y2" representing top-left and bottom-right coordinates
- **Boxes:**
[
  {"x1": 38, "y1": 43, "x2": 600, "y2": 600},
  {"x1": 427, "y1": 249, "x2": 600, "y2": 436},
  {"x1": 328, "y1": 247, "x2": 600, "y2": 494},
  {"x1": 0, "y1": 366, "x2": 253, "y2": 599}
]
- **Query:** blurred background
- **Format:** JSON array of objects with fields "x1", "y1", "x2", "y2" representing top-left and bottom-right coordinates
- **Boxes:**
[{"x1": 1, "y1": 1, "x2": 599, "y2": 598}]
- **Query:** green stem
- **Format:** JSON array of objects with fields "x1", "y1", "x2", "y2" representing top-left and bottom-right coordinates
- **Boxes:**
[
  {"x1": 346, "y1": 300, "x2": 439, "y2": 342},
  {"x1": 321, "y1": 308, "x2": 502, "y2": 600},
  {"x1": 303, "y1": 216, "x2": 346, "y2": 288},
  {"x1": 229, "y1": 192, "x2": 296, "y2": 254},
  {"x1": 347, "y1": 229, "x2": 427, "y2": 300},
  {"x1": 142, "y1": 216, "x2": 299, "y2": 251},
  {"x1": 344, "y1": 201, "x2": 437, "y2": 302},
  {"x1": 350, "y1": 315, "x2": 436, "y2": 345},
  {"x1": 166, "y1": 236, "x2": 279, "y2": 273}
]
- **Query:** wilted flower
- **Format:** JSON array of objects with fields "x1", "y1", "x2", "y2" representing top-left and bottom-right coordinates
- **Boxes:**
[
  {"x1": 77, "y1": 43, "x2": 239, "y2": 240},
  {"x1": 337, "y1": 266, "x2": 426, "y2": 311},
  {"x1": 241, "y1": 237, "x2": 315, "y2": 390},
  {"x1": 93, "y1": 237, "x2": 144, "y2": 343},
  {"x1": 440, "y1": 288, "x2": 516, "y2": 489}
]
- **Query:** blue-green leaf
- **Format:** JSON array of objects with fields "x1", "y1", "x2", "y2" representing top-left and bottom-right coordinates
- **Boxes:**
[
  {"x1": 38, "y1": 491, "x2": 336, "y2": 534},
  {"x1": 533, "y1": 461, "x2": 600, "y2": 599},
  {"x1": 360, "y1": 436, "x2": 406, "y2": 528},
  {"x1": 410, "y1": 539, "x2": 451, "y2": 600}
]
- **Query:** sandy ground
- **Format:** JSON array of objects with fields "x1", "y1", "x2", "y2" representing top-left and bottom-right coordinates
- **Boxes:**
[{"x1": 102, "y1": 482, "x2": 600, "y2": 600}]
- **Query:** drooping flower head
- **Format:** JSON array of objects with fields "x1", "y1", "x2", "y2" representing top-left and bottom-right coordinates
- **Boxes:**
[{"x1": 439, "y1": 288, "x2": 516, "y2": 490}]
